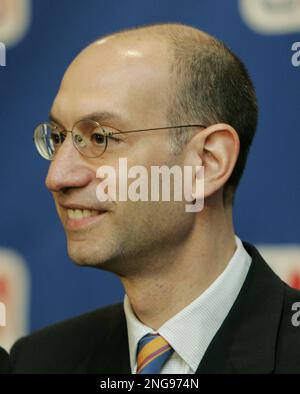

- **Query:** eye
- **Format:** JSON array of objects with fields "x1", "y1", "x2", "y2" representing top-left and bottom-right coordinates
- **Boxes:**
[
  {"x1": 59, "y1": 132, "x2": 66, "y2": 143},
  {"x1": 50, "y1": 132, "x2": 61, "y2": 146},
  {"x1": 91, "y1": 133, "x2": 106, "y2": 145}
]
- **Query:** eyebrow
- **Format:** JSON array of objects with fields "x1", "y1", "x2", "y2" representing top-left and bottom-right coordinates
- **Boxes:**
[{"x1": 48, "y1": 111, "x2": 125, "y2": 129}]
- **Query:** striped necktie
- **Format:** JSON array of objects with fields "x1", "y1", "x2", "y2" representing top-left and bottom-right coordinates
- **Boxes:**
[{"x1": 136, "y1": 333, "x2": 174, "y2": 374}]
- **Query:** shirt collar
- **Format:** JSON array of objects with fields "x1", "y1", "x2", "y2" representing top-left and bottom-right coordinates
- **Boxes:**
[{"x1": 123, "y1": 235, "x2": 251, "y2": 373}]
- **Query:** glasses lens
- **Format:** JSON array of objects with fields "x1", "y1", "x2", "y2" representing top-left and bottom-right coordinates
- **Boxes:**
[
  {"x1": 34, "y1": 123, "x2": 61, "y2": 160},
  {"x1": 72, "y1": 119, "x2": 107, "y2": 158}
]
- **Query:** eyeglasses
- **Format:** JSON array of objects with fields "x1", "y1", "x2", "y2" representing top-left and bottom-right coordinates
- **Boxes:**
[{"x1": 33, "y1": 119, "x2": 207, "y2": 160}]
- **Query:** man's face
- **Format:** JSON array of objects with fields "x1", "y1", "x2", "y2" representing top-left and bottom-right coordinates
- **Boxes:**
[{"x1": 46, "y1": 36, "x2": 196, "y2": 276}]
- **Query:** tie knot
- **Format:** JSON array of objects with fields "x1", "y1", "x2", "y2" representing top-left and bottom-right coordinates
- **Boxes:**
[{"x1": 136, "y1": 333, "x2": 174, "y2": 374}]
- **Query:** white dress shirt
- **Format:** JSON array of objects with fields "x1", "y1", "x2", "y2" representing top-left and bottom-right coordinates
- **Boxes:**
[{"x1": 123, "y1": 235, "x2": 252, "y2": 374}]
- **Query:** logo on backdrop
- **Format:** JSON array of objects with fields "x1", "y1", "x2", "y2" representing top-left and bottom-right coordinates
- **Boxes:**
[
  {"x1": 0, "y1": 0, "x2": 31, "y2": 47},
  {"x1": 0, "y1": 248, "x2": 30, "y2": 351},
  {"x1": 239, "y1": 0, "x2": 300, "y2": 34},
  {"x1": 0, "y1": 302, "x2": 5, "y2": 327},
  {"x1": 257, "y1": 245, "x2": 300, "y2": 292}
]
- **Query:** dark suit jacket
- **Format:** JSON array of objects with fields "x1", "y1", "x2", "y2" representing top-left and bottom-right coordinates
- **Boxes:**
[
  {"x1": 0, "y1": 346, "x2": 10, "y2": 374},
  {"x1": 10, "y1": 242, "x2": 300, "y2": 374}
]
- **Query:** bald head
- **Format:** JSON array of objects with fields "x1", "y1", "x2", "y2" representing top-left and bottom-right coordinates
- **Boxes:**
[
  {"x1": 97, "y1": 23, "x2": 212, "y2": 44},
  {"x1": 91, "y1": 23, "x2": 258, "y2": 204},
  {"x1": 112, "y1": 23, "x2": 257, "y2": 204},
  {"x1": 52, "y1": 23, "x2": 257, "y2": 204},
  {"x1": 58, "y1": 23, "x2": 213, "y2": 125}
]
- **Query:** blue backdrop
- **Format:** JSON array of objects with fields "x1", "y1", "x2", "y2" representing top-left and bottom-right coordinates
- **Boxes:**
[{"x1": 0, "y1": 0, "x2": 299, "y2": 334}]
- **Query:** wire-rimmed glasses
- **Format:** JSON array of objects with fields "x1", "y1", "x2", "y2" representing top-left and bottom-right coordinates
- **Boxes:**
[{"x1": 33, "y1": 119, "x2": 207, "y2": 160}]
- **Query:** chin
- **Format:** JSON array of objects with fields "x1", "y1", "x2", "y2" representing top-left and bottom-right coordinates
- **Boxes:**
[
  {"x1": 66, "y1": 238, "x2": 117, "y2": 270},
  {"x1": 66, "y1": 239, "x2": 98, "y2": 265},
  {"x1": 66, "y1": 239, "x2": 135, "y2": 276}
]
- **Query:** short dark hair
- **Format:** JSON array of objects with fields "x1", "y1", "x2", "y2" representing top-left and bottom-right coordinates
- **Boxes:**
[{"x1": 166, "y1": 29, "x2": 258, "y2": 205}]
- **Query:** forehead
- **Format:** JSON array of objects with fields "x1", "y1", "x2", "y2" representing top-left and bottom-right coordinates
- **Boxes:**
[{"x1": 51, "y1": 36, "x2": 171, "y2": 129}]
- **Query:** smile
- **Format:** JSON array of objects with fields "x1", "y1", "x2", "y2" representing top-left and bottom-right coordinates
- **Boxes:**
[
  {"x1": 65, "y1": 208, "x2": 107, "y2": 230},
  {"x1": 67, "y1": 209, "x2": 101, "y2": 220}
]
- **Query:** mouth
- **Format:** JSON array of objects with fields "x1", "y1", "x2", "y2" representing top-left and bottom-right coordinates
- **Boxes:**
[{"x1": 65, "y1": 208, "x2": 108, "y2": 230}]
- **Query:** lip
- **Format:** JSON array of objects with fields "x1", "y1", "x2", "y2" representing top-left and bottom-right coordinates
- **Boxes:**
[
  {"x1": 65, "y1": 211, "x2": 108, "y2": 230},
  {"x1": 59, "y1": 202, "x2": 107, "y2": 211},
  {"x1": 58, "y1": 201, "x2": 109, "y2": 230}
]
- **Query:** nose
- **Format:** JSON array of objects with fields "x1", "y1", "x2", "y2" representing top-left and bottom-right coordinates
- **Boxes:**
[{"x1": 45, "y1": 133, "x2": 95, "y2": 192}]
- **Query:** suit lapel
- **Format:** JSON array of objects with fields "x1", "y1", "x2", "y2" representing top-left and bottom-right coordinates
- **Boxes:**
[
  {"x1": 84, "y1": 303, "x2": 131, "y2": 374},
  {"x1": 196, "y1": 241, "x2": 285, "y2": 374},
  {"x1": 70, "y1": 241, "x2": 285, "y2": 374}
]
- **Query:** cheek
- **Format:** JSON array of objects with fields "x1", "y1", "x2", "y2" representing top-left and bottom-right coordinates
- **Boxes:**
[{"x1": 119, "y1": 199, "x2": 192, "y2": 236}]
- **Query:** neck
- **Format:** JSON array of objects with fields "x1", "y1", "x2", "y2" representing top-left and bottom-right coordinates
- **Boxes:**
[{"x1": 119, "y1": 201, "x2": 237, "y2": 330}]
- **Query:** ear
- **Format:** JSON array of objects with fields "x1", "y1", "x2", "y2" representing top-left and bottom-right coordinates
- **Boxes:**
[{"x1": 183, "y1": 123, "x2": 240, "y2": 200}]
